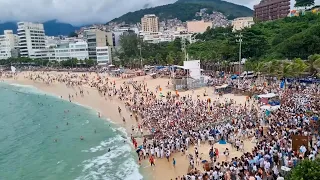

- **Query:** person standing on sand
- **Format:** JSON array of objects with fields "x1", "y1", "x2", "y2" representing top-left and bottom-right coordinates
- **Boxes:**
[
  {"x1": 149, "y1": 155, "x2": 155, "y2": 166},
  {"x1": 173, "y1": 158, "x2": 176, "y2": 167}
]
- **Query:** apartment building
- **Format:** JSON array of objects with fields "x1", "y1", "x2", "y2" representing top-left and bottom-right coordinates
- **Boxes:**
[
  {"x1": 187, "y1": 20, "x2": 212, "y2": 33},
  {"x1": 83, "y1": 29, "x2": 110, "y2": 60},
  {"x1": 0, "y1": 30, "x2": 19, "y2": 60},
  {"x1": 232, "y1": 17, "x2": 255, "y2": 31},
  {"x1": 141, "y1": 14, "x2": 159, "y2": 33},
  {"x1": 254, "y1": 0, "x2": 290, "y2": 21},
  {"x1": 96, "y1": 46, "x2": 112, "y2": 65},
  {"x1": 17, "y1": 22, "x2": 46, "y2": 58},
  {"x1": 54, "y1": 41, "x2": 89, "y2": 61}
]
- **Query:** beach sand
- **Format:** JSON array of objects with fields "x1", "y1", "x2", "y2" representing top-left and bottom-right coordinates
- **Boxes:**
[{"x1": 2, "y1": 71, "x2": 254, "y2": 180}]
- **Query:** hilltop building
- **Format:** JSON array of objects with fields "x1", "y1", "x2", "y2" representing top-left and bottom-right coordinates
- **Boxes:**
[
  {"x1": 254, "y1": 0, "x2": 290, "y2": 21},
  {"x1": 141, "y1": 14, "x2": 159, "y2": 33},
  {"x1": 231, "y1": 17, "x2": 254, "y2": 31},
  {"x1": 187, "y1": 20, "x2": 212, "y2": 33}
]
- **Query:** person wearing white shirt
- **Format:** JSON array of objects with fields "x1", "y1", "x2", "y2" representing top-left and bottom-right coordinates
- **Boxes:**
[
  {"x1": 299, "y1": 145, "x2": 307, "y2": 154},
  {"x1": 264, "y1": 160, "x2": 271, "y2": 172},
  {"x1": 213, "y1": 170, "x2": 219, "y2": 180},
  {"x1": 273, "y1": 164, "x2": 279, "y2": 177}
]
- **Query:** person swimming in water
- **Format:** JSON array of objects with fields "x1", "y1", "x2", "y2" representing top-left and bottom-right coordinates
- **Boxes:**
[{"x1": 80, "y1": 136, "x2": 84, "y2": 140}]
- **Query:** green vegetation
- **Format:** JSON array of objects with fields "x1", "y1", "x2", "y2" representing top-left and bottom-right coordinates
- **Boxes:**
[
  {"x1": 286, "y1": 158, "x2": 320, "y2": 180},
  {"x1": 0, "y1": 57, "x2": 97, "y2": 68},
  {"x1": 189, "y1": 13, "x2": 320, "y2": 62},
  {"x1": 244, "y1": 57, "x2": 320, "y2": 78},
  {"x1": 115, "y1": 13, "x2": 320, "y2": 78},
  {"x1": 109, "y1": 0, "x2": 253, "y2": 24},
  {"x1": 295, "y1": 0, "x2": 315, "y2": 8},
  {"x1": 113, "y1": 33, "x2": 187, "y2": 67}
]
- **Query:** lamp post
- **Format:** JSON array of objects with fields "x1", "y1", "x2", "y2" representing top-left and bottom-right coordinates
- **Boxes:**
[{"x1": 236, "y1": 33, "x2": 243, "y2": 86}]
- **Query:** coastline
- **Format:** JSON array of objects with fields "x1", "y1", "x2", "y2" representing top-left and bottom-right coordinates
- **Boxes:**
[
  {"x1": 2, "y1": 77, "x2": 147, "y2": 179},
  {"x1": 2, "y1": 72, "x2": 252, "y2": 180}
]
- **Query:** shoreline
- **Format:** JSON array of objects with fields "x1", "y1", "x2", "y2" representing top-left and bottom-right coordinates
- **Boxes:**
[
  {"x1": 1, "y1": 71, "x2": 251, "y2": 180},
  {"x1": 2, "y1": 77, "x2": 147, "y2": 179}
]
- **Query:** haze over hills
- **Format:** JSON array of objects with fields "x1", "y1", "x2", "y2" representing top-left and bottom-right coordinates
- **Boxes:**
[
  {"x1": 109, "y1": 0, "x2": 253, "y2": 24},
  {"x1": 0, "y1": 20, "x2": 80, "y2": 36}
]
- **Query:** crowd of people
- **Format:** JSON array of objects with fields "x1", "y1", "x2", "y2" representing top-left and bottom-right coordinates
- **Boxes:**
[
  {"x1": 124, "y1": 79, "x2": 320, "y2": 180},
  {"x1": 3, "y1": 70, "x2": 320, "y2": 180}
]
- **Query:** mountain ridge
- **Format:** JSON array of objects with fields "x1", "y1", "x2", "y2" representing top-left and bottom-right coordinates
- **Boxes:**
[
  {"x1": 0, "y1": 20, "x2": 80, "y2": 36},
  {"x1": 109, "y1": 0, "x2": 253, "y2": 24}
]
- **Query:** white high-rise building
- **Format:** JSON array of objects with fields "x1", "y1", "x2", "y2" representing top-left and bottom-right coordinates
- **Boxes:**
[
  {"x1": 17, "y1": 22, "x2": 46, "y2": 58},
  {"x1": 0, "y1": 30, "x2": 18, "y2": 60},
  {"x1": 96, "y1": 46, "x2": 112, "y2": 65},
  {"x1": 54, "y1": 41, "x2": 89, "y2": 61}
]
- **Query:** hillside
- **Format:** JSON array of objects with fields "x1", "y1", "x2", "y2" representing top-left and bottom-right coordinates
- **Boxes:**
[
  {"x1": 0, "y1": 20, "x2": 80, "y2": 36},
  {"x1": 109, "y1": 0, "x2": 253, "y2": 24}
]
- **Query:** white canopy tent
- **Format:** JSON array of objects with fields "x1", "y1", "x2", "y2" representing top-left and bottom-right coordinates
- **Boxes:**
[
  {"x1": 257, "y1": 93, "x2": 278, "y2": 98},
  {"x1": 260, "y1": 105, "x2": 281, "y2": 111}
]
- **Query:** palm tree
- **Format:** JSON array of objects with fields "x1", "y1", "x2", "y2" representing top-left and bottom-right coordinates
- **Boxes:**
[
  {"x1": 307, "y1": 54, "x2": 320, "y2": 76},
  {"x1": 313, "y1": 58, "x2": 320, "y2": 78},
  {"x1": 291, "y1": 58, "x2": 309, "y2": 79}
]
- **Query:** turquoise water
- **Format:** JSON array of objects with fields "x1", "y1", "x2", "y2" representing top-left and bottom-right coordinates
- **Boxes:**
[{"x1": 0, "y1": 83, "x2": 142, "y2": 180}]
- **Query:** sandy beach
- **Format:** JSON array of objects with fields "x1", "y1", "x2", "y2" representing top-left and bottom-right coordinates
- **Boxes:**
[{"x1": 2, "y1": 71, "x2": 254, "y2": 180}]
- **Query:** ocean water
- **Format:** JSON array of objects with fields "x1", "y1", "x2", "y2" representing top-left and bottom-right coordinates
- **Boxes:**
[{"x1": 0, "y1": 83, "x2": 143, "y2": 180}]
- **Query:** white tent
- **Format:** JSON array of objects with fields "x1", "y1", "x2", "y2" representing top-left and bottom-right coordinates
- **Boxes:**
[
  {"x1": 257, "y1": 93, "x2": 278, "y2": 98},
  {"x1": 215, "y1": 84, "x2": 229, "y2": 89},
  {"x1": 260, "y1": 105, "x2": 280, "y2": 111}
]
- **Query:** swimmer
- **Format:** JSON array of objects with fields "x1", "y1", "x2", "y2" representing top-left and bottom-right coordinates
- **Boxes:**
[
  {"x1": 56, "y1": 126, "x2": 58, "y2": 129},
  {"x1": 80, "y1": 136, "x2": 84, "y2": 140},
  {"x1": 94, "y1": 129, "x2": 96, "y2": 133},
  {"x1": 66, "y1": 122, "x2": 69, "y2": 125},
  {"x1": 54, "y1": 139, "x2": 58, "y2": 142},
  {"x1": 108, "y1": 148, "x2": 111, "y2": 152}
]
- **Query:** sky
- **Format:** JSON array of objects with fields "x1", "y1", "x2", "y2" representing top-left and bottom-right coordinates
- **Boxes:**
[{"x1": 0, "y1": 0, "x2": 319, "y2": 25}]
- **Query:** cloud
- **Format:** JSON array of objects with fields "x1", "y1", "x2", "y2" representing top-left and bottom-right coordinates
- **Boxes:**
[
  {"x1": 0, "y1": 0, "x2": 319, "y2": 25},
  {"x1": 0, "y1": 0, "x2": 176, "y2": 25}
]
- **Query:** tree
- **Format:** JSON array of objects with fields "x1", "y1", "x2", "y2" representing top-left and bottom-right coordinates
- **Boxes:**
[
  {"x1": 155, "y1": 53, "x2": 163, "y2": 65},
  {"x1": 295, "y1": 0, "x2": 315, "y2": 8},
  {"x1": 291, "y1": 58, "x2": 309, "y2": 78},
  {"x1": 68, "y1": 31, "x2": 78, "y2": 37},
  {"x1": 85, "y1": 59, "x2": 96, "y2": 67},
  {"x1": 287, "y1": 158, "x2": 320, "y2": 180},
  {"x1": 307, "y1": 54, "x2": 320, "y2": 75},
  {"x1": 166, "y1": 52, "x2": 174, "y2": 65}
]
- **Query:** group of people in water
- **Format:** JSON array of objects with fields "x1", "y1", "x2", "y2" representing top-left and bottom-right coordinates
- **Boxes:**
[{"x1": 7, "y1": 70, "x2": 320, "y2": 180}]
